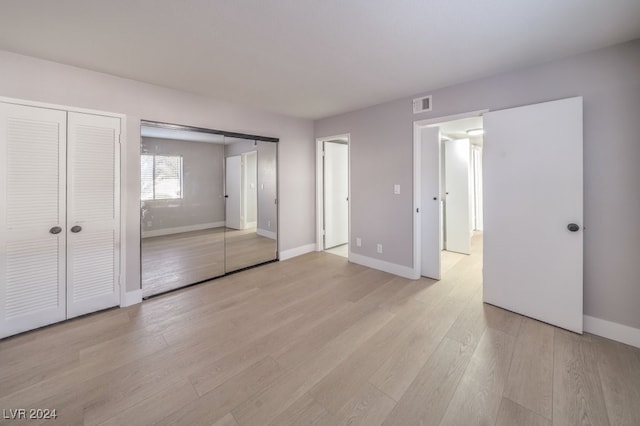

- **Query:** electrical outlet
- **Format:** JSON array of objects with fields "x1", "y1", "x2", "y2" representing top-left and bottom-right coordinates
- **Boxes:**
[
  {"x1": 356, "y1": 238, "x2": 362, "y2": 247},
  {"x1": 377, "y1": 243, "x2": 383, "y2": 253},
  {"x1": 394, "y1": 184, "x2": 401, "y2": 194},
  {"x1": 267, "y1": 220, "x2": 271, "y2": 228}
]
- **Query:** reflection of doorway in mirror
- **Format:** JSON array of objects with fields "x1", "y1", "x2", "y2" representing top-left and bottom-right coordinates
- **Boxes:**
[{"x1": 243, "y1": 151, "x2": 258, "y2": 229}]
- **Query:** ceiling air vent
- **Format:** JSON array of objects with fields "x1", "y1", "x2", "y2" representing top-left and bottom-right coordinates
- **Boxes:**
[{"x1": 413, "y1": 95, "x2": 432, "y2": 114}]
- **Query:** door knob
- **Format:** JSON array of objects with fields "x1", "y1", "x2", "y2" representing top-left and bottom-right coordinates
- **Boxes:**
[
  {"x1": 567, "y1": 223, "x2": 580, "y2": 232},
  {"x1": 71, "y1": 225, "x2": 82, "y2": 233},
  {"x1": 49, "y1": 226, "x2": 62, "y2": 234}
]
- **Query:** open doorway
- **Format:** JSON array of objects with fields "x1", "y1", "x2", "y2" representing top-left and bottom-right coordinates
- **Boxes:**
[
  {"x1": 413, "y1": 110, "x2": 486, "y2": 280},
  {"x1": 413, "y1": 98, "x2": 584, "y2": 333},
  {"x1": 316, "y1": 135, "x2": 350, "y2": 258},
  {"x1": 429, "y1": 116, "x2": 484, "y2": 274}
]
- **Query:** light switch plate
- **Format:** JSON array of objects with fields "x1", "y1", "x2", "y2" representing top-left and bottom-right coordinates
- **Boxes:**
[
  {"x1": 356, "y1": 238, "x2": 362, "y2": 247},
  {"x1": 394, "y1": 184, "x2": 401, "y2": 194}
]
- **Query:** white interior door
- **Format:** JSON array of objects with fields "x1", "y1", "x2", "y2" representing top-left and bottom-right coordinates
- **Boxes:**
[
  {"x1": 243, "y1": 151, "x2": 258, "y2": 229},
  {"x1": 226, "y1": 155, "x2": 242, "y2": 230},
  {"x1": 420, "y1": 127, "x2": 441, "y2": 279},
  {"x1": 0, "y1": 103, "x2": 67, "y2": 338},
  {"x1": 66, "y1": 112, "x2": 120, "y2": 318},
  {"x1": 445, "y1": 138, "x2": 471, "y2": 254},
  {"x1": 324, "y1": 141, "x2": 348, "y2": 249},
  {"x1": 483, "y1": 97, "x2": 583, "y2": 333}
]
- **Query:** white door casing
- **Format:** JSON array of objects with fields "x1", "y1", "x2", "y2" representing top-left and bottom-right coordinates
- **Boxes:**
[
  {"x1": 0, "y1": 104, "x2": 68, "y2": 338},
  {"x1": 226, "y1": 155, "x2": 242, "y2": 230},
  {"x1": 419, "y1": 126, "x2": 441, "y2": 280},
  {"x1": 445, "y1": 138, "x2": 472, "y2": 255},
  {"x1": 483, "y1": 97, "x2": 583, "y2": 333},
  {"x1": 324, "y1": 141, "x2": 348, "y2": 249},
  {"x1": 66, "y1": 112, "x2": 121, "y2": 318}
]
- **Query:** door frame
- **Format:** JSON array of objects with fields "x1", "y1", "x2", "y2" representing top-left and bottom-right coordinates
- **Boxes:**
[
  {"x1": 413, "y1": 110, "x2": 487, "y2": 279},
  {"x1": 316, "y1": 134, "x2": 350, "y2": 255},
  {"x1": 0, "y1": 96, "x2": 127, "y2": 308}
]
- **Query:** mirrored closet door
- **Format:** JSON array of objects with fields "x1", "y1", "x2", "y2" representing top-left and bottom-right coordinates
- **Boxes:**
[{"x1": 140, "y1": 122, "x2": 278, "y2": 298}]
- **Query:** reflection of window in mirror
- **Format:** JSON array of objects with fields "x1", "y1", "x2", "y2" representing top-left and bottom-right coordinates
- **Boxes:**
[{"x1": 141, "y1": 154, "x2": 183, "y2": 200}]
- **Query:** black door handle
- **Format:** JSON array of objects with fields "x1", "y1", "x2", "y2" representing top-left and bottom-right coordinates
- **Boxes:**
[
  {"x1": 567, "y1": 223, "x2": 580, "y2": 232},
  {"x1": 71, "y1": 225, "x2": 82, "y2": 233},
  {"x1": 49, "y1": 226, "x2": 62, "y2": 234}
]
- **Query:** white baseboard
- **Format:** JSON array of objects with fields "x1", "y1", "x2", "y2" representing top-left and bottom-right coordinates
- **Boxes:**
[
  {"x1": 246, "y1": 221, "x2": 257, "y2": 229},
  {"x1": 584, "y1": 315, "x2": 640, "y2": 349},
  {"x1": 349, "y1": 252, "x2": 420, "y2": 280},
  {"x1": 142, "y1": 221, "x2": 225, "y2": 238},
  {"x1": 121, "y1": 289, "x2": 142, "y2": 307},
  {"x1": 257, "y1": 228, "x2": 277, "y2": 240},
  {"x1": 279, "y1": 243, "x2": 316, "y2": 261}
]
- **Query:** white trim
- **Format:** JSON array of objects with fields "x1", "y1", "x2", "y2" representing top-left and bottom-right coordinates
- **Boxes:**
[
  {"x1": 584, "y1": 315, "x2": 640, "y2": 349},
  {"x1": 315, "y1": 134, "x2": 351, "y2": 252},
  {"x1": 279, "y1": 243, "x2": 316, "y2": 261},
  {"x1": 245, "y1": 221, "x2": 257, "y2": 229},
  {"x1": 0, "y1": 96, "x2": 127, "y2": 119},
  {"x1": 257, "y1": 228, "x2": 277, "y2": 240},
  {"x1": 349, "y1": 252, "x2": 418, "y2": 280},
  {"x1": 141, "y1": 221, "x2": 225, "y2": 238},
  {"x1": 413, "y1": 109, "x2": 489, "y2": 280},
  {"x1": 121, "y1": 289, "x2": 142, "y2": 307}
]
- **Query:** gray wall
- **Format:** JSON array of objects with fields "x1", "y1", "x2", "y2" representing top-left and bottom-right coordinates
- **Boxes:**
[
  {"x1": 141, "y1": 137, "x2": 225, "y2": 234},
  {"x1": 315, "y1": 40, "x2": 640, "y2": 330},
  {"x1": 0, "y1": 49, "x2": 315, "y2": 293}
]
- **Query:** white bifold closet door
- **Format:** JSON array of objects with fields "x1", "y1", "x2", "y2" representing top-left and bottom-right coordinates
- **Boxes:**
[
  {"x1": 66, "y1": 112, "x2": 120, "y2": 318},
  {"x1": 0, "y1": 103, "x2": 120, "y2": 338},
  {"x1": 0, "y1": 104, "x2": 67, "y2": 337}
]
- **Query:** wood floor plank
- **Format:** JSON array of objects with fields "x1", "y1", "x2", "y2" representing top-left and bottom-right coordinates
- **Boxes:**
[
  {"x1": 1, "y1": 233, "x2": 638, "y2": 425},
  {"x1": 439, "y1": 328, "x2": 515, "y2": 426},
  {"x1": 267, "y1": 393, "x2": 331, "y2": 426},
  {"x1": 232, "y1": 308, "x2": 395, "y2": 426},
  {"x1": 212, "y1": 413, "x2": 240, "y2": 426},
  {"x1": 99, "y1": 378, "x2": 198, "y2": 426},
  {"x1": 503, "y1": 317, "x2": 554, "y2": 420},
  {"x1": 553, "y1": 329, "x2": 610, "y2": 426},
  {"x1": 369, "y1": 297, "x2": 465, "y2": 401},
  {"x1": 495, "y1": 397, "x2": 551, "y2": 426},
  {"x1": 157, "y1": 356, "x2": 284, "y2": 426},
  {"x1": 593, "y1": 337, "x2": 640, "y2": 425},
  {"x1": 328, "y1": 383, "x2": 396, "y2": 426},
  {"x1": 308, "y1": 313, "x2": 415, "y2": 414},
  {"x1": 381, "y1": 337, "x2": 475, "y2": 426}
]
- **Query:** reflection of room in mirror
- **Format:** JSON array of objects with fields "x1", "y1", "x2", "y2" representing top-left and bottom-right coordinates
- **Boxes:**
[
  {"x1": 140, "y1": 124, "x2": 278, "y2": 298},
  {"x1": 224, "y1": 137, "x2": 278, "y2": 273}
]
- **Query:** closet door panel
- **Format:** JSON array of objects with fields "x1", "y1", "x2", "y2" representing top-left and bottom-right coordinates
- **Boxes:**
[
  {"x1": 0, "y1": 103, "x2": 67, "y2": 338},
  {"x1": 66, "y1": 112, "x2": 120, "y2": 318}
]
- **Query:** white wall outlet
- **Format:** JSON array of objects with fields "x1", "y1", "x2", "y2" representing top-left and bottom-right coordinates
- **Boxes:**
[
  {"x1": 267, "y1": 220, "x2": 271, "y2": 228},
  {"x1": 356, "y1": 237, "x2": 362, "y2": 247},
  {"x1": 394, "y1": 184, "x2": 401, "y2": 195},
  {"x1": 377, "y1": 243, "x2": 383, "y2": 253}
]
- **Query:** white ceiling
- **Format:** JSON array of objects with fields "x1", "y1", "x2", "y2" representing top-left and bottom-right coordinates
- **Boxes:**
[{"x1": 1, "y1": 1, "x2": 639, "y2": 120}]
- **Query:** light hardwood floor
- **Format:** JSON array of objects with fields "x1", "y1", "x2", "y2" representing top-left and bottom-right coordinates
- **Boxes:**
[
  {"x1": 1, "y1": 234, "x2": 639, "y2": 425},
  {"x1": 142, "y1": 228, "x2": 277, "y2": 297}
]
